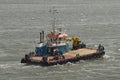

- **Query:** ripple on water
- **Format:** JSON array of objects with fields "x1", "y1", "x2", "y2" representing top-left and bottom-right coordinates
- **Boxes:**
[
  {"x1": 118, "y1": 49, "x2": 120, "y2": 51},
  {"x1": 0, "y1": 64, "x2": 11, "y2": 69},
  {"x1": 0, "y1": 62, "x2": 22, "y2": 69},
  {"x1": 0, "y1": 53, "x2": 8, "y2": 58},
  {"x1": 103, "y1": 54, "x2": 111, "y2": 59}
]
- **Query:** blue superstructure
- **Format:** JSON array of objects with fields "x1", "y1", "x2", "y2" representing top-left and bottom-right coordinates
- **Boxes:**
[
  {"x1": 35, "y1": 43, "x2": 70, "y2": 56},
  {"x1": 35, "y1": 45, "x2": 47, "y2": 56}
]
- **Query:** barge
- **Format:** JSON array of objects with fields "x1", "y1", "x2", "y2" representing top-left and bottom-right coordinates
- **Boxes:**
[{"x1": 21, "y1": 9, "x2": 105, "y2": 66}]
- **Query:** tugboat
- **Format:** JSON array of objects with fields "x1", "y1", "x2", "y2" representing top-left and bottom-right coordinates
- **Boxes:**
[{"x1": 21, "y1": 9, "x2": 105, "y2": 66}]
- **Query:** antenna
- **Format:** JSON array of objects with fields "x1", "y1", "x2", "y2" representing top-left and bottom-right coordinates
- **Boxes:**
[{"x1": 49, "y1": 7, "x2": 59, "y2": 34}]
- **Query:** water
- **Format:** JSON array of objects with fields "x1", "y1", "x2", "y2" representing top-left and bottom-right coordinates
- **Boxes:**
[{"x1": 0, "y1": 0, "x2": 120, "y2": 80}]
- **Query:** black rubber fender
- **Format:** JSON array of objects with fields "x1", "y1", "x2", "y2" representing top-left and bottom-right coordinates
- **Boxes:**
[{"x1": 21, "y1": 58, "x2": 27, "y2": 63}]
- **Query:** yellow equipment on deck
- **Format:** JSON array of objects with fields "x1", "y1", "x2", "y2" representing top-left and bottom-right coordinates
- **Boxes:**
[
  {"x1": 66, "y1": 37, "x2": 73, "y2": 41},
  {"x1": 72, "y1": 37, "x2": 80, "y2": 47},
  {"x1": 66, "y1": 37, "x2": 80, "y2": 48}
]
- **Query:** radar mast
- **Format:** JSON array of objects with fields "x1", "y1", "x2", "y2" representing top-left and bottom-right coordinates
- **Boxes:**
[{"x1": 49, "y1": 8, "x2": 59, "y2": 34}]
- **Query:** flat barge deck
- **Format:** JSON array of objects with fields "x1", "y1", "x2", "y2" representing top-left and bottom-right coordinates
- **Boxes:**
[{"x1": 21, "y1": 48, "x2": 105, "y2": 66}]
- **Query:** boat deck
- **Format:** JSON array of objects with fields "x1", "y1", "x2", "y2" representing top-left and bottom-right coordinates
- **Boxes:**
[
  {"x1": 64, "y1": 48, "x2": 97, "y2": 56},
  {"x1": 30, "y1": 48, "x2": 97, "y2": 62}
]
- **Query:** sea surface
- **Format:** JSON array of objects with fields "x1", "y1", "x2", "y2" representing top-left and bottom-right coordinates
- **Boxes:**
[{"x1": 0, "y1": 0, "x2": 120, "y2": 80}]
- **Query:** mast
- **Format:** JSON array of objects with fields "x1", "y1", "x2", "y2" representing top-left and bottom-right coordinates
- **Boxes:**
[{"x1": 49, "y1": 8, "x2": 59, "y2": 34}]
